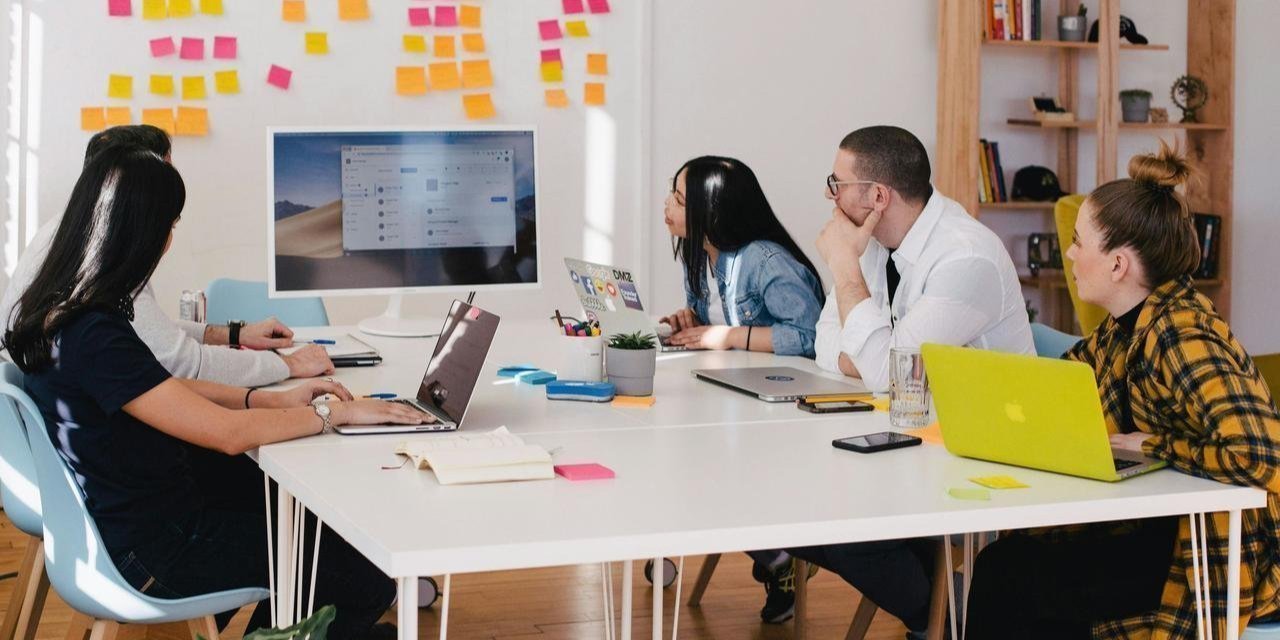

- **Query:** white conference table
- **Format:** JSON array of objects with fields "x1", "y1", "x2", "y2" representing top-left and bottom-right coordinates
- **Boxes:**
[{"x1": 257, "y1": 323, "x2": 1266, "y2": 640}]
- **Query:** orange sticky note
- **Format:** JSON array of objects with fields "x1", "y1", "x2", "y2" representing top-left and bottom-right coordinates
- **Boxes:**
[
  {"x1": 142, "y1": 0, "x2": 166, "y2": 19},
  {"x1": 565, "y1": 20, "x2": 590, "y2": 37},
  {"x1": 105, "y1": 107, "x2": 132, "y2": 126},
  {"x1": 142, "y1": 108, "x2": 175, "y2": 135},
  {"x1": 338, "y1": 0, "x2": 369, "y2": 21},
  {"x1": 199, "y1": 0, "x2": 224, "y2": 15},
  {"x1": 214, "y1": 70, "x2": 240, "y2": 94},
  {"x1": 461, "y1": 59, "x2": 493, "y2": 89},
  {"x1": 587, "y1": 53, "x2": 608, "y2": 75},
  {"x1": 81, "y1": 107, "x2": 106, "y2": 131},
  {"x1": 169, "y1": 0, "x2": 194, "y2": 17},
  {"x1": 395, "y1": 66, "x2": 428, "y2": 96},
  {"x1": 182, "y1": 75, "x2": 207, "y2": 100},
  {"x1": 905, "y1": 421, "x2": 943, "y2": 445},
  {"x1": 175, "y1": 106, "x2": 209, "y2": 136},
  {"x1": 107, "y1": 75, "x2": 133, "y2": 99},
  {"x1": 305, "y1": 32, "x2": 329, "y2": 54},
  {"x1": 540, "y1": 61, "x2": 563, "y2": 83},
  {"x1": 462, "y1": 93, "x2": 495, "y2": 120},
  {"x1": 433, "y1": 35, "x2": 456, "y2": 58},
  {"x1": 150, "y1": 74, "x2": 175, "y2": 96},
  {"x1": 545, "y1": 88, "x2": 570, "y2": 108},
  {"x1": 459, "y1": 4, "x2": 481, "y2": 28},
  {"x1": 462, "y1": 33, "x2": 486, "y2": 53},
  {"x1": 403, "y1": 34, "x2": 427, "y2": 53},
  {"x1": 281, "y1": 0, "x2": 306, "y2": 22},
  {"x1": 428, "y1": 62, "x2": 461, "y2": 91},
  {"x1": 584, "y1": 82, "x2": 606, "y2": 106}
]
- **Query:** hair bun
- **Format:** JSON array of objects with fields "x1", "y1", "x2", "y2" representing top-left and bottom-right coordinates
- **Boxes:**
[{"x1": 1127, "y1": 139, "x2": 1194, "y2": 189}]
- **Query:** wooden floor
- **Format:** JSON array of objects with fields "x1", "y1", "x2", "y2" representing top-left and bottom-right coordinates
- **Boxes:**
[{"x1": 0, "y1": 514, "x2": 910, "y2": 639}]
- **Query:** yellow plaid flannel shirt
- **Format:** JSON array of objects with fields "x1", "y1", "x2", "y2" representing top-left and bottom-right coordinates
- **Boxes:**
[{"x1": 1024, "y1": 277, "x2": 1280, "y2": 639}]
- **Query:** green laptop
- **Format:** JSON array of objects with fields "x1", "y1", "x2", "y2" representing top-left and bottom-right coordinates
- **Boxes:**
[{"x1": 922, "y1": 343, "x2": 1166, "y2": 482}]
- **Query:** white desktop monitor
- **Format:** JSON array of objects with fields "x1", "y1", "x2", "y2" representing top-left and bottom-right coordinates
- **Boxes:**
[{"x1": 267, "y1": 126, "x2": 540, "y2": 336}]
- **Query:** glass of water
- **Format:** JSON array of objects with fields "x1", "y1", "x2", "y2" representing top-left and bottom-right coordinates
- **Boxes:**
[{"x1": 889, "y1": 347, "x2": 931, "y2": 428}]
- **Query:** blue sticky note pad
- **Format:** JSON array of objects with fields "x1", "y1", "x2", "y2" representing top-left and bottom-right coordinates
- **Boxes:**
[
  {"x1": 498, "y1": 365, "x2": 541, "y2": 378},
  {"x1": 515, "y1": 370, "x2": 557, "y2": 385},
  {"x1": 546, "y1": 380, "x2": 615, "y2": 402}
]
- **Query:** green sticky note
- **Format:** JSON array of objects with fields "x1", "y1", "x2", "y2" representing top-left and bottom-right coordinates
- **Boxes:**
[
  {"x1": 969, "y1": 475, "x2": 1029, "y2": 490},
  {"x1": 948, "y1": 487, "x2": 991, "y2": 501}
]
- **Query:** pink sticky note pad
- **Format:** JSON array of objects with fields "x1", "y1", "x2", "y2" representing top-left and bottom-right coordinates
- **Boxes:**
[
  {"x1": 109, "y1": 0, "x2": 133, "y2": 17},
  {"x1": 213, "y1": 36, "x2": 237, "y2": 60},
  {"x1": 408, "y1": 7, "x2": 431, "y2": 26},
  {"x1": 540, "y1": 48, "x2": 562, "y2": 63},
  {"x1": 267, "y1": 64, "x2": 292, "y2": 90},
  {"x1": 555, "y1": 463, "x2": 615, "y2": 481},
  {"x1": 539, "y1": 19, "x2": 563, "y2": 40},
  {"x1": 434, "y1": 5, "x2": 458, "y2": 26},
  {"x1": 179, "y1": 37, "x2": 205, "y2": 60},
  {"x1": 150, "y1": 37, "x2": 176, "y2": 57},
  {"x1": 562, "y1": 0, "x2": 584, "y2": 14}
]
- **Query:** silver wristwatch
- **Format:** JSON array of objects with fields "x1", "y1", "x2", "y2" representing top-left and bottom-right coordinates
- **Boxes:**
[{"x1": 312, "y1": 401, "x2": 333, "y2": 434}]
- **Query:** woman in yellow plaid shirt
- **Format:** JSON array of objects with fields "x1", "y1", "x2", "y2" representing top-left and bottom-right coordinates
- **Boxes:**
[{"x1": 964, "y1": 142, "x2": 1280, "y2": 639}]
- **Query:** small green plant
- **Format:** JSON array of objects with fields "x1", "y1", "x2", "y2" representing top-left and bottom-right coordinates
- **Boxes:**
[
  {"x1": 607, "y1": 331, "x2": 656, "y2": 350},
  {"x1": 201, "y1": 605, "x2": 336, "y2": 640},
  {"x1": 1076, "y1": 3, "x2": 1087, "y2": 17},
  {"x1": 1120, "y1": 89, "x2": 1153, "y2": 99}
]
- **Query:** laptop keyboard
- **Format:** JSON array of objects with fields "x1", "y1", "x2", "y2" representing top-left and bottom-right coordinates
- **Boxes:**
[{"x1": 1113, "y1": 458, "x2": 1141, "y2": 471}]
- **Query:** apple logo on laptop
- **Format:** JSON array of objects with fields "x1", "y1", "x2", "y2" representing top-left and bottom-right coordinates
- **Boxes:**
[{"x1": 1004, "y1": 402, "x2": 1027, "y2": 423}]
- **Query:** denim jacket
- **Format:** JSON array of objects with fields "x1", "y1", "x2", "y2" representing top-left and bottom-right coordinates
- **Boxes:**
[{"x1": 683, "y1": 240, "x2": 824, "y2": 357}]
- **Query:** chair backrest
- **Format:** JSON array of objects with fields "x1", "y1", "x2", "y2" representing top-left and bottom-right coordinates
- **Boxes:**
[
  {"x1": 0, "y1": 363, "x2": 42, "y2": 537},
  {"x1": 1030, "y1": 323, "x2": 1082, "y2": 360},
  {"x1": 1054, "y1": 195, "x2": 1109, "y2": 335},
  {"x1": 1254, "y1": 353, "x2": 1280, "y2": 403},
  {"x1": 1243, "y1": 621, "x2": 1280, "y2": 638},
  {"x1": 205, "y1": 278, "x2": 329, "y2": 327}
]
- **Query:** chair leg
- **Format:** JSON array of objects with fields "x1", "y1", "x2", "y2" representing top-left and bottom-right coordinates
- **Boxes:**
[
  {"x1": 63, "y1": 614, "x2": 93, "y2": 640},
  {"x1": 925, "y1": 541, "x2": 951, "y2": 640},
  {"x1": 187, "y1": 616, "x2": 219, "y2": 640},
  {"x1": 1, "y1": 538, "x2": 47, "y2": 640},
  {"x1": 845, "y1": 596, "x2": 878, "y2": 640},
  {"x1": 793, "y1": 559, "x2": 809, "y2": 640},
  {"x1": 685, "y1": 554, "x2": 720, "y2": 607},
  {"x1": 86, "y1": 621, "x2": 119, "y2": 640}
]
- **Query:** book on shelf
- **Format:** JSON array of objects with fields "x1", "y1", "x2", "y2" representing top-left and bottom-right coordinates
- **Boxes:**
[
  {"x1": 986, "y1": 0, "x2": 1042, "y2": 41},
  {"x1": 977, "y1": 140, "x2": 1010, "y2": 203},
  {"x1": 990, "y1": 141, "x2": 1008, "y2": 201},
  {"x1": 1193, "y1": 213, "x2": 1222, "y2": 279},
  {"x1": 979, "y1": 139, "x2": 993, "y2": 203}
]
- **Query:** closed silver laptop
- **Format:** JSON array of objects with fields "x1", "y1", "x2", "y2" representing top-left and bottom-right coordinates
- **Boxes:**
[{"x1": 691, "y1": 367, "x2": 868, "y2": 402}]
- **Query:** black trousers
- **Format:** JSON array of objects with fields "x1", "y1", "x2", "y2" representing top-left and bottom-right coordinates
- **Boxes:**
[
  {"x1": 112, "y1": 450, "x2": 395, "y2": 639},
  {"x1": 964, "y1": 517, "x2": 1178, "y2": 640},
  {"x1": 790, "y1": 539, "x2": 937, "y2": 632}
]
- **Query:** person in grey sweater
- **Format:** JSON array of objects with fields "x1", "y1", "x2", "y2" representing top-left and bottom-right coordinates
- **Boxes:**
[{"x1": 0, "y1": 125, "x2": 332, "y2": 387}]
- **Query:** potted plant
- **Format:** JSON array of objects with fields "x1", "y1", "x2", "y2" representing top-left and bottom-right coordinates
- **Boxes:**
[
  {"x1": 200, "y1": 606, "x2": 335, "y2": 640},
  {"x1": 1120, "y1": 89, "x2": 1153, "y2": 123},
  {"x1": 1058, "y1": 4, "x2": 1088, "y2": 42},
  {"x1": 605, "y1": 331, "x2": 657, "y2": 396}
]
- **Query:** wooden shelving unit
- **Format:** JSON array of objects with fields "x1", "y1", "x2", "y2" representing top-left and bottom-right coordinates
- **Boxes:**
[{"x1": 936, "y1": 0, "x2": 1236, "y2": 332}]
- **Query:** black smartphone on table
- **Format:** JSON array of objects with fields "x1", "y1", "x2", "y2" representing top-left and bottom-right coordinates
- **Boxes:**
[
  {"x1": 832, "y1": 431, "x2": 923, "y2": 453},
  {"x1": 797, "y1": 399, "x2": 875, "y2": 414}
]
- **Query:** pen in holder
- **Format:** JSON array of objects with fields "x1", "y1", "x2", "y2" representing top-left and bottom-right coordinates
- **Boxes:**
[{"x1": 557, "y1": 332, "x2": 604, "y2": 382}]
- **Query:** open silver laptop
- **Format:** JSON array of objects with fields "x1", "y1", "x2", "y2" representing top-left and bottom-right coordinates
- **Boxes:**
[
  {"x1": 563, "y1": 258, "x2": 686, "y2": 352},
  {"x1": 692, "y1": 367, "x2": 869, "y2": 402},
  {"x1": 336, "y1": 300, "x2": 500, "y2": 435}
]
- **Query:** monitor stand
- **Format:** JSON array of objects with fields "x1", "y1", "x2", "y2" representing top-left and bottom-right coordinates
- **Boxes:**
[{"x1": 358, "y1": 295, "x2": 443, "y2": 338}]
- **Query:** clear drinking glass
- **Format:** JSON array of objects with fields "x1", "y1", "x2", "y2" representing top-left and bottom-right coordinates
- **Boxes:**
[{"x1": 889, "y1": 347, "x2": 932, "y2": 428}]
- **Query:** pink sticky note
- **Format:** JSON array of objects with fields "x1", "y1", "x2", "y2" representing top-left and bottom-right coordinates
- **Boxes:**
[
  {"x1": 562, "y1": 0, "x2": 584, "y2": 14},
  {"x1": 434, "y1": 5, "x2": 458, "y2": 26},
  {"x1": 150, "y1": 37, "x2": 176, "y2": 57},
  {"x1": 587, "y1": 0, "x2": 611, "y2": 13},
  {"x1": 408, "y1": 7, "x2": 431, "y2": 26},
  {"x1": 108, "y1": 0, "x2": 133, "y2": 17},
  {"x1": 267, "y1": 64, "x2": 292, "y2": 90},
  {"x1": 554, "y1": 463, "x2": 615, "y2": 481},
  {"x1": 213, "y1": 36, "x2": 237, "y2": 60},
  {"x1": 539, "y1": 19, "x2": 563, "y2": 40},
  {"x1": 540, "y1": 49, "x2": 562, "y2": 63},
  {"x1": 179, "y1": 37, "x2": 205, "y2": 61}
]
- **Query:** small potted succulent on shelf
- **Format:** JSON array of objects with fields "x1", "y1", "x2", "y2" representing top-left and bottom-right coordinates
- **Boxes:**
[
  {"x1": 1120, "y1": 89, "x2": 1153, "y2": 123},
  {"x1": 605, "y1": 331, "x2": 657, "y2": 396},
  {"x1": 1058, "y1": 4, "x2": 1088, "y2": 42}
]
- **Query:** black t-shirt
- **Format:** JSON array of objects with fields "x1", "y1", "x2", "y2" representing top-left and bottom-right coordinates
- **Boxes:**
[{"x1": 23, "y1": 310, "x2": 198, "y2": 554}]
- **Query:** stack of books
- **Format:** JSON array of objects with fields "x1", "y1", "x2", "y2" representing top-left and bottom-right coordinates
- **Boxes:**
[
  {"x1": 978, "y1": 139, "x2": 1008, "y2": 203},
  {"x1": 986, "y1": 0, "x2": 1043, "y2": 41},
  {"x1": 1193, "y1": 213, "x2": 1222, "y2": 279}
]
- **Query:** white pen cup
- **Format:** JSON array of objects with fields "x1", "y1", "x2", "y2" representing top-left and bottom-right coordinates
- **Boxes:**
[{"x1": 557, "y1": 334, "x2": 604, "y2": 382}]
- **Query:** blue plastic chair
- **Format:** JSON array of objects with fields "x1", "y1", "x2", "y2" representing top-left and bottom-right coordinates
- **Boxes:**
[
  {"x1": 205, "y1": 278, "x2": 329, "y2": 327},
  {"x1": 0, "y1": 364, "x2": 48, "y2": 640},
  {"x1": 1245, "y1": 622, "x2": 1280, "y2": 638},
  {"x1": 10, "y1": 367, "x2": 268, "y2": 639},
  {"x1": 1030, "y1": 322, "x2": 1081, "y2": 359}
]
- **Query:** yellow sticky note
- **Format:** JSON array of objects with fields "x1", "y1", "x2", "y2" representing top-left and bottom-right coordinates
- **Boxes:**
[
  {"x1": 305, "y1": 32, "x2": 329, "y2": 55},
  {"x1": 428, "y1": 62, "x2": 461, "y2": 91},
  {"x1": 969, "y1": 475, "x2": 1030, "y2": 490},
  {"x1": 281, "y1": 0, "x2": 306, "y2": 22},
  {"x1": 403, "y1": 35, "x2": 427, "y2": 53},
  {"x1": 182, "y1": 75, "x2": 207, "y2": 100},
  {"x1": 587, "y1": 53, "x2": 608, "y2": 75},
  {"x1": 948, "y1": 487, "x2": 991, "y2": 501},
  {"x1": 175, "y1": 106, "x2": 209, "y2": 137},
  {"x1": 169, "y1": 0, "x2": 194, "y2": 18},
  {"x1": 149, "y1": 74, "x2": 175, "y2": 96},
  {"x1": 459, "y1": 4, "x2": 482, "y2": 28},
  {"x1": 565, "y1": 20, "x2": 590, "y2": 37},
  {"x1": 142, "y1": 0, "x2": 166, "y2": 19},
  {"x1": 462, "y1": 93, "x2": 495, "y2": 120},
  {"x1": 462, "y1": 33, "x2": 486, "y2": 53},
  {"x1": 199, "y1": 0, "x2": 224, "y2": 15},
  {"x1": 214, "y1": 70, "x2": 240, "y2": 94},
  {"x1": 540, "y1": 61, "x2": 563, "y2": 83},
  {"x1": 142, "y1": 108, "x2": 175, "y2": 135},
  {"x1": 81, "y1": 107, "x2": 106, "y2": 131},
  {"x1": 395, "y1": 66, "x2": 427, "y2": 96},
  {"x1": 461, "y1": 59, "x2": 493, "y2": 89},
  {"x1": 108, "y1": 74, "x2": 133, "y2": 99},
  {"x1": 584, "y1": 82, "x2": 606, "y2": 106},
  {"x1": 105, "y1": 107, "x2": 132, "y2": 126},
  {"x1": 433, "y1": 35, "x2": 456, "y2": 59},
  {"x1": 545, "y1": 88, "x2": 570, "y2": 108},
  {"x1": 338, "y1": 0, "x2": 369, "y2": 21},
  {"x1": 904, "y1": 421, "x2": 942, "y2": 444}
]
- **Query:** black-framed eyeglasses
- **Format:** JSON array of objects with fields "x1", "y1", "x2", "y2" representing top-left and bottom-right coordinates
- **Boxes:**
[{"x1": 827, "y1": 174, "x2": 876, "y2": 197}]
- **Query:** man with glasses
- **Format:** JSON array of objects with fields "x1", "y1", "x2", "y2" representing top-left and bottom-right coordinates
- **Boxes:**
[{"x1": 793, "y1": 126, "x2": 1033, "y2": 638}]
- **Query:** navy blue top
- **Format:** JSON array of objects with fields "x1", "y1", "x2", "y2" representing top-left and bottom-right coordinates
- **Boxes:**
[{"x1": 24, "y1": 310, "x2": 192, "y2": 554}]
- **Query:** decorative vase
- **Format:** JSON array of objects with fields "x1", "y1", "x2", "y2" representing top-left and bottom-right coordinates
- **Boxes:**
[
  {"x1": 1121, "y1": 94, "x2": 1151, "y2": 123},
  {"x1": 605, "y1": 346, "x2": 657, "y2": 396},
  {"x1": 1058, "y1": 15, "x2": 1087, "y2": 42}
]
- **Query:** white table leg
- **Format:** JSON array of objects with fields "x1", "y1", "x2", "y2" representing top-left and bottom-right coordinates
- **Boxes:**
[
  {"x1": 440, "y1": 574, "x2": 451, "y2": 640},
  {"x1": 652, "y1": 557, "x2": 662, "y2": 640},
  {"x1": 276, "y1": 487, "x2": 296, "y2": 627},
  {"x1": 398, "y1": 577, "x2": 418, "y2": 640},
  {"x1": 621, "y1": 560, "x2": 633, "y2": 640},
  {"x1": 263, "y1": 475, "x2": 277, "y2": 628},
  {"x1": 1227, "y1": 509, "x2": 1242, "y2": 640}
]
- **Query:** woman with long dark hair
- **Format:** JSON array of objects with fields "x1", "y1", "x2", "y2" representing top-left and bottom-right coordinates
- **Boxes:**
[
  {"x1": 659, "y1": 156, "x2": 824, "y2": 357},
  {"x1": 4, "y1": 146, "x2": 426, "y2": 638}
]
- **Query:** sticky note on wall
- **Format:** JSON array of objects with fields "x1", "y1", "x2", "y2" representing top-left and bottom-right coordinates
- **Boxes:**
[
  {"x1": 182, "y1": 75, "x2": 207, "y2": 100},
  {"x1": 434, "y1": 5, "x2": 458, "y2": 27},
  {"x1": 214, "y1": 70, "x2": 240, "y2": 94},
  {"x1": 150, "y1": 74, "x2": 175, "y2": 95},
  {"x1": 408, "y1": 7, "x2": 431, "y2": 26},
  {"x1": 428, "y1": 62, "x2": 461, "y2": 91},
  {"x1": 584, "y1": 82, "x2": 606, "y2": 106},
  {"x1": 545, "y1": 88, "x2": 569, "y2": 108},
  {"x1": 541, "y1": 49, "x2": 562, "y2": 63},
  {"x1": 588, "y1": 0, "x2": 611, "y2": 14},
  {"x1": 180, "y1": 37, "x2": 205, "y2": 60},
  {"x1": 587, "y1": 53, "x2": 608, "y2": 75},
  {"x1": 403, "y1": 35, "x2": 427, "y2": 53},
  {"x1": 105, "y1": 107, "x2": 131, "y2": 126},
  {"x1": 267, "y1": 64, "x2": 292, "y2": 89},
  {"x1": 200, "y1": 0, "x2": 224, "y2": 15},
  {"x1": 108, "y1": 0, "x2": 132, "y2": 17},
  {"x1": 169, "y1": 0, "x2": 193, "y2": 18},
  {"x1": 281, "y1": 0, "x2": 305, "y2": 22},
  {"x1": 108, "y1": 74, "x2": 133, "y2": 99},
  {"x1": 305, "y1": 32, "x2": 329, "y2": 54},
  {"x1": 539, "y1": 20, "x2": 563, "y2": 40},
  {"x1": 81, "y1": 107, "x2": 106, "y2": 131},
  {"x1": 396, "y1": 66, "x2": 428, "y2": 96},
  {"x1": 462, "y1": 33, "x2": 486, "y2": 53},
  {"x1": 462, "y1": 93, "x2": 495, "y2": 120},
  {"x1": 142, "y1": 0, "x2": 165, "y2": 19},
  {"x1": 540, "y1": 61, "x2": 563, "y2": 83},
  {"x1": 565, "y1": 20, "x2": 590, "y2": 37},
  {"x1": 175, "y1": 106, "x2": 209, "y2": 136},
  {"x1": 433, "y1": 35, "x2": 456, "y2": 58},
  {"x1": 459, "y1": 5, "x2": 481, "y2": 28},
  {"x1": 562, "y1": 0, "x2": 585, "y2": 14},
  {"x1": 338, "y1": 0, "x2": 369, "y2": 21},
  {"x1": 213, "y1": 36, "x2": 237, "y2": 59},
  {"x1": 142, "y1": 108, "x2": 175, "y2": 134},
  {"x1": 461, "y1": 59, "x2": 493, "y2": 89},
  {"x1": 150, "y1": 37, "x2": 176, "y2": 57}
]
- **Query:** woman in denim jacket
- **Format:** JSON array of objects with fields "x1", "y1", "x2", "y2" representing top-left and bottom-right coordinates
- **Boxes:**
[{"x1": 659, "y1": 156, "x2": 824, "y2": 357}]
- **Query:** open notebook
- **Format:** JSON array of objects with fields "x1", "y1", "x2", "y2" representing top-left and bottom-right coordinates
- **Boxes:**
[{"x1": 394, "y1": 427, "x2": 554, "y2": 485}]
